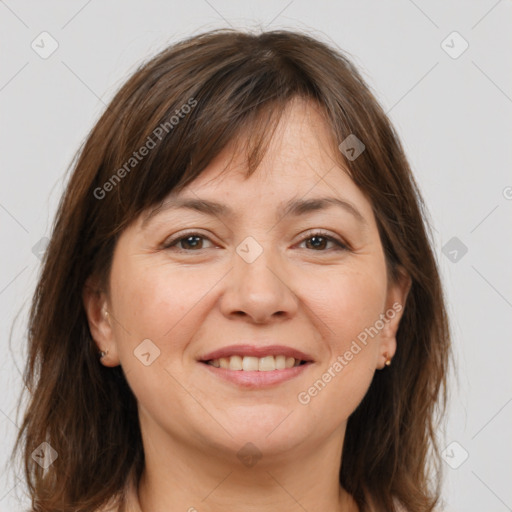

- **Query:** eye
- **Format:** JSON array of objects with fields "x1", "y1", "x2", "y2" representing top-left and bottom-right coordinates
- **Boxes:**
[
  {"x1": 162, "y1": 230, "x2": 349, "y2": 253},
  {"x1": 297, "y1": 230, "x2": 349, "y2": 252},
  {"x1": 162, "y1": 232, "x2": 214, "y2": 252}
]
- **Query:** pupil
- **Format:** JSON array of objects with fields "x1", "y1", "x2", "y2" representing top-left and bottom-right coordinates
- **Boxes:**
[
  {"x1": 185, "y1": 236, "x2": 201, "y2": 249},
  {"x1": 309, "y1": 236, "x2": 325, "y2": 250}
]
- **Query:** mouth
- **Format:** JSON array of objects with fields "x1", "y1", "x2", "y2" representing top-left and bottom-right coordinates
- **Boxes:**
[
  {"x1": 200, "y1": 355, "x2": 310, "y2": 371},
  {"x1": 198, "y1": 344, "x2": 314, "y2": 370},
  {"x1": 197, "y1": 345, "x2": 314, "y2": 388}
]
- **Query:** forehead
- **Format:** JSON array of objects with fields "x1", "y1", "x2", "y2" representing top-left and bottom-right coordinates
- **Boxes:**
[
  {"x1": 185, "y1": 100, "x2": 366, "y2": 205},
  {"x1": 139, "y1": 99, "x2": 376, "y2": 232},
  {"x1": 186, "y1": 98, "x2": 350, "y2": 190}
]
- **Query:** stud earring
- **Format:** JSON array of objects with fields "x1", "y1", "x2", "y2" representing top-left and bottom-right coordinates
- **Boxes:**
[
  {"x1": 384, "y1": 352, "x2": 392, "y2": 366},
  {"x1": 99, "y1": 310, "x2": 110, "y2": 359}
]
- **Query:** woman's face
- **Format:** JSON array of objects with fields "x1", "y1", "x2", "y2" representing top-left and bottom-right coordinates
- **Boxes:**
[{"x1": 86, "y1": 98, "x2": 410, "y2": 463}]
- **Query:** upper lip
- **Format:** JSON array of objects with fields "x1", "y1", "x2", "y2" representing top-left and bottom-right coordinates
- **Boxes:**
[{"x1": 199, "y1": 344, "x2": 314, "y2": 362}]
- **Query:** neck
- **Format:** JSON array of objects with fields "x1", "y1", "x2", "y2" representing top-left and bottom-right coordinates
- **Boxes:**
[{"x1": 135, "y1": 416, "x2": 358, "y2": 512}]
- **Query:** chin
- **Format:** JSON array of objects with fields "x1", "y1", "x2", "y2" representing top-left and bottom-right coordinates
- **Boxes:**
[{"x1": 224, "y1": 413, "x2": 310, "y2": 450}]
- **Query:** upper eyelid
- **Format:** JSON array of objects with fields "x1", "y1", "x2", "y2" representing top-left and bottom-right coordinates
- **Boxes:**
[{"x1": 161, "y1": 229, "x2": 216, "y2": 248}]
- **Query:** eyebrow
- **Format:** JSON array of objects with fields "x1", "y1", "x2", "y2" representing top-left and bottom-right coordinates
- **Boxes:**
[{"x1": 142, "y1": 195, "x2": 368, "y2": 228}]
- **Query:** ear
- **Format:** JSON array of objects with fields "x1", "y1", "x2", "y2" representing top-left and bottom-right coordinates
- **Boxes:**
[
  {"x1": 377, "y1": 265, "x2": 412, "y2": 369},
  {"x1": 82, "y1": 275, "x2": 120, "y2": 367}
]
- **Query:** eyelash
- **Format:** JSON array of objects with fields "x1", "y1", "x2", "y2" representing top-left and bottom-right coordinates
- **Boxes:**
[{"x1": 162, "y1": 230, "x2": 349, "y2": 253}]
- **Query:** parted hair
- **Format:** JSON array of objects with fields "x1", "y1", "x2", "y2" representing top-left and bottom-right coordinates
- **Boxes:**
[{"x1": 10, "y1": 27, "x2": 451, "y2": 512}]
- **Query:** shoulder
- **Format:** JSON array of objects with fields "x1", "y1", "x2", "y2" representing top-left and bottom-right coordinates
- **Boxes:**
[
  {"x1": 93, "y1": 502, "x2": 118, "y2": 512},
  {"x1": 92, "y1": 495, "x2": 123, "y2": 512},
  {"x1": 393, "y1": 499, "x2": 445, "y2": 512},
  {"x1": 93, "y1": 466, "x2": 142, "y2": 512},
  {"x1": 394, "y1": 501, "x2": 408, "y2": 512}
]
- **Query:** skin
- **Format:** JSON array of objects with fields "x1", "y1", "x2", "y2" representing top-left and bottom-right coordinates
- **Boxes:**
[{"x1": 84, "y1": 97, "x2": 411, "y2": 512}]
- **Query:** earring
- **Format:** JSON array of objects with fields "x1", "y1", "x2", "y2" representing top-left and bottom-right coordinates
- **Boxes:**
[
  {"x1": 99, "y1": 310, "x2": 110, "y2": 359},
  {"x1": 384, "y1": 352, "x2": 392, "y2": 366}
]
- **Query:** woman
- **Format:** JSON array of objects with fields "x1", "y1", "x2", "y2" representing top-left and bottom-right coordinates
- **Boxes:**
[{"x1": 10, "y1": 28, "x2": 451, "y2": 511}]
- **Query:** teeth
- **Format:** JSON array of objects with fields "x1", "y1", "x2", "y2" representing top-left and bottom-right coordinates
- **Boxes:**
[
  {"x1": 206, "y1": 355, "x2": 305, "y2": 371},
  {"x1": 243, "y1": 356, "x2": 259, "y2": 371},
  {"x1": 258, "y1": 356, "x2": 274, "y2": 371},
  {"x1": 229, "y1": 355, "x2": 243, "y2": 370}
]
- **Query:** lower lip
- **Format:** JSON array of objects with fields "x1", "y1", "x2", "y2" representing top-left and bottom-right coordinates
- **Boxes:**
[{"x1": 199, "y1": 361, "x2": 313, "y2": 388}]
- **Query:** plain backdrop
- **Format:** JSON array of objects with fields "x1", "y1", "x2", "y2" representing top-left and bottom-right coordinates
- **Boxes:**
[{"x1": 1, "y1": 1, "x2": 511, "y2": 511}]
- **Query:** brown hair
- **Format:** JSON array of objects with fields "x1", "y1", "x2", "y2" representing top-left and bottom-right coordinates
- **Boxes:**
[{"x1": 9, "y1": 27, "x2": 451, "y2": 511}]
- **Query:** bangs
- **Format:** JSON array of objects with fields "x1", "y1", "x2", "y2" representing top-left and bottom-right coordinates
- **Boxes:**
[
  {"x1": 17, "y1": 29, "x2": 449, "y2": 512},
  {"x1": 97, "y1": 39, "x2": 319, "y2": 234}
]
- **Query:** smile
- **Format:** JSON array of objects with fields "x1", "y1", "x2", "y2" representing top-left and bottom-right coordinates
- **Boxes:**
[
  {"x1": 199, "y1": 358, "x2": 313, "y2": 388},
  {"x1": 204, "y1": 355, "x2": 307, "y2": 371},
  {"x1": 198, "y1": 344, "x2": 314, "y2": 388}
]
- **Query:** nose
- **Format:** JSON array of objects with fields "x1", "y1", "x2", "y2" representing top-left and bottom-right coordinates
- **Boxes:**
[{"x1": 219, "y1": 243, "x2": 299, "y2": 324}]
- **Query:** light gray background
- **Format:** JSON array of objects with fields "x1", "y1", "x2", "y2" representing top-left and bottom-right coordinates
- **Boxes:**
[{"x1": 1, "y1": 1, "x2": 511, "y2": 511}]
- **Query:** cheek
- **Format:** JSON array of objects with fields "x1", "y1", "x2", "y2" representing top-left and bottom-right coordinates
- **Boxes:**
[
  {"x1": 294, "y1": 266, "x2": 386, "y2": 414},
  {"x1": 302, "y1": 360, "x2": 376, "y2": 429},
  {"x1": 108, "y1": 261, "x2": 210, "y2": 413},
  {"x1": 303, "y1": 265, "x2": 387, "y2": 350},
  {"x1": 109, "y1": 259, "x2": 222, "y2": 356}
]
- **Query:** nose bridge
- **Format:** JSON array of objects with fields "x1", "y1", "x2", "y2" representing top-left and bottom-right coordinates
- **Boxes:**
[{"x1": 221, "y1": 234, "x2": 298, "y2": 322}]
